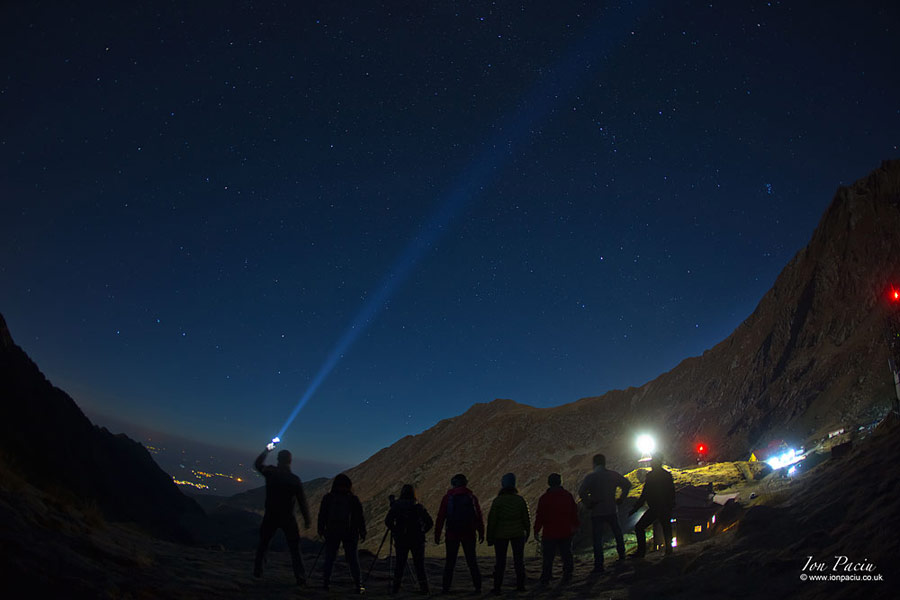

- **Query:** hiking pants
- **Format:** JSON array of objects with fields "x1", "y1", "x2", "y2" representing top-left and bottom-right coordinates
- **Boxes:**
[
  {"x1": 492, "y1": 536, "x2": 525, "y2": 590},
  {"x1": 255, "y1": 515, "x2": 305, "y2": 582},
  {"x1": 591, "y1": 514, "x2": 625, "y2": 568},
  {"x1": 393, "y1": 540, "x2": 428, "y2": 592},
  {"x1": 540, "y1": 536, "x2": 574, "y2": 582},
  {"x1": 323, "y1": 535, "x2": 361, "y2": 586},
  {"x1": 634, "y1": 506, "x2": 672, "y2": 556},
  {"x1": 442, "y1": 538, "x2": 481, "y2": 591}
]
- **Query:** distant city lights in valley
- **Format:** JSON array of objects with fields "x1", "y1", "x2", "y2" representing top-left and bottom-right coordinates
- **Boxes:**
[
  {"x1": 172, "y1": 469, "x2": 247, "y2": 491},
  {"x1": 173, "y1": 478, "x2": 208, "y2": 490}
]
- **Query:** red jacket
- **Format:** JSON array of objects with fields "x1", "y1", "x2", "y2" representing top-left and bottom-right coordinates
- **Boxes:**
[
  {"x1": 534, "y1": 486, "x2": 579, "y2": 540},
  {"x1": 434, "y1": 486, "x2": 485, "y2": 542}
]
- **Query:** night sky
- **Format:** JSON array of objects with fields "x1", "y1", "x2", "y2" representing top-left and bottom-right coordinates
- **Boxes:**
[{"x1": 1, "y1": 1, "x2": 898, "y2": 476}]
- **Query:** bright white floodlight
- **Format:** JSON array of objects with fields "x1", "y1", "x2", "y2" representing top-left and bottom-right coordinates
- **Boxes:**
[{"x1": 636, "y1": 434, "x2": 656, "y2": 457}]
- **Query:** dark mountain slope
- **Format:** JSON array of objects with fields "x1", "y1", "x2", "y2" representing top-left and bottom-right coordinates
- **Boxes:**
[{"x1": 0, "y1": 313, "x2": 206, "y2": 542}]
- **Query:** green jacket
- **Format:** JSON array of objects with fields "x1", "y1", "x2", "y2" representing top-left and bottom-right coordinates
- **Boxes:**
[{"x1": 486, "y1": 489, "x2": 531, "y2": 542}]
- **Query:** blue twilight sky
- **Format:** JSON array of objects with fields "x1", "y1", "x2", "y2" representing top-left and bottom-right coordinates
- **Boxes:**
[{"x1": 1, "y1": 1, "x2": 898, "y2": 475}]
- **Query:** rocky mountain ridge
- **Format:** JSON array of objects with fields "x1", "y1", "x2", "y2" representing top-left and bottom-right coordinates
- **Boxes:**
[{"x1": 304, "y1": 160, "x2": 900, "y2": 551}]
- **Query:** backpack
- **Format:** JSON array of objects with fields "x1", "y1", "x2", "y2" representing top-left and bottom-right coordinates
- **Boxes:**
[
  {"x1": 326, "y1": 492, "x2": 353, "y2": 534},
  {"x1": 393, "y1": 503, "x2": 424, "y2": 540},
  {"x1": 446, "y1": 493, "x2": 476, "y2": 533}
]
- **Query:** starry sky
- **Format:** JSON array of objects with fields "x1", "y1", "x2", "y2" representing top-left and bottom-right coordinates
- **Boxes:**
[{"x1": 1, "y1": 1, "x2": 898, "y2": 478}]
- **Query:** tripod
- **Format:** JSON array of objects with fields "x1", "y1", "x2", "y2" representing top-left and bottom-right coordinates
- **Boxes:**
[
  {"x1": 363, "y1": 527, "x2": 392, "y2": 588},
  {"x1": 307, "y1": 541, "x2": 325, "y2": 581}
]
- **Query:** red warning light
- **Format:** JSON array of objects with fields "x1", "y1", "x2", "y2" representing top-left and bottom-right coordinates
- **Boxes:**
[
  {"x1": 697, "y1": 443, "x2": 707, "y2": 454},
  {"x1": 893, "y1": 289, "x2": 900, "y2": 302}
]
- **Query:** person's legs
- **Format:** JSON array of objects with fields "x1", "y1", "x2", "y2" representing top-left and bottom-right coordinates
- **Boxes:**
[
  {"x1": 282, "y1": 519, "x2": 306, "y2": 583},
  {"x1": 590, "y1": 515, "x2": 605, "y2": 571},
  {"x1": 540, "y1": 538, "x2": 556, "y2": 583},
  {"x1": 634, "y1": 509, "x2": 656, "y2": 557},
  {"x1": 442, "y1": 539, "x2": 461, "y2": 592},
  {"x1": 659, "y1": 509, "x2": 673, "y2": 554},
  {"x1": 344, "y1": 537, "x2": 361, "y2": 587},
  {"x1": 461, "y1": 538, "x2": 482, "y2": 592},
  {"x1": 393, "y1": 542, "x2": 410, "y2": 592},
  {"x1": 493, "y1": 538, "x2": 510, "y2": 591},
  {"x1": 559, "y1": 536, "x2": 574, "y2": 579},
  {"x1": 322, "y1": 536, "x2": 341, "y2": 588},
  {"x1": 511, "y1": 536, "x2": 526, "y2": 590},
  {"x1": 254, "y1": 518, "x2": 278, "y2": 577},
  {"x1": 411, "y1": 542, "x2": 429, "y2": 592},
  {"x1": 608, "y1": 514, "x2": 626, "y2": 560}
]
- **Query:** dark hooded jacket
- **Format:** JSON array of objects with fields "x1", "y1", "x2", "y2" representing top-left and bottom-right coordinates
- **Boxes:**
[
  {"x1": 254, "y1": 450, "x2": 310, "y2": 525},
  {"x1": 385, "y1": 497, "x2": 433, "y2": 545},
  {"x1": 633, "y1": 466, "x2": 675, "y2": 511},
  {"x1": 318, "y1": 473, "x2": 366, "y2": 540}
]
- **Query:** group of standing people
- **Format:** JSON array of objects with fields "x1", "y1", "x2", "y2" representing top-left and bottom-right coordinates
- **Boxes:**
[{"x1": 252, "y1": 445, "x2": 676, "y2": 594}]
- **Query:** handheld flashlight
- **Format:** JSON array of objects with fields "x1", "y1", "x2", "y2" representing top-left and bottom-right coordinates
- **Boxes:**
[{"x1": 267, "y1": 436, "x2": 281, "y2": 451}]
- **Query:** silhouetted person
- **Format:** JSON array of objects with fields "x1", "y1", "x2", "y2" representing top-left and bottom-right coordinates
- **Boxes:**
[
  {"x1": 486, "y1": 472, "x2": 531, "y2": 594},
  {"x1": 628, "y1": 455, "x2": 675, "y2": 557},
  {"x1": 385, "y1": 484, "x2": 433, "y2": 594},
  {"x1": 318, "y1": 473, "x2": 367, "y2": 593},
  {"x1": 578, "y1": 453, "x2": 631, "y2": 573},
  {"x1": 534, "y1": 473, "x2": 579, "y2": 585},
  {"x1": 435, "y1": 473, "x2": 484, "y2": 593},
  {"x1": 253, "y1": 446, "x2": 311, "y2": 585}
]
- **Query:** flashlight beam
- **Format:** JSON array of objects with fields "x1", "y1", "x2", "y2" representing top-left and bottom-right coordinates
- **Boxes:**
[{"x1": 275, "y1": 4, "x2": 648, "y2": 440}]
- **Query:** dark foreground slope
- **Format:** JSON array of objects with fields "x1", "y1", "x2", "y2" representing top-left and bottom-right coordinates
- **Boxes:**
[
  {"x1": 0, "y1": 313, "x2": 206, "y2": 542},
  {"x1": 304, "y1": 160, "x2": 900, "y2": 553},
  {"x1": 628, "y1": 415, "x2": 899, "y2": 600}
]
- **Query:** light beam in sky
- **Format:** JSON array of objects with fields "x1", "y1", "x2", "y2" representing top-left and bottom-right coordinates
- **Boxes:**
[{"x1": 275, "y1": 4, "x2": 645, "y2": 441}]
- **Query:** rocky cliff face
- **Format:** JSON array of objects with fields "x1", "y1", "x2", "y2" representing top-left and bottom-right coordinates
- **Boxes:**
[
  {"x1": 0, "y1": 313, "x2": 207, "y2": 542},
  {"x1": 306, "y1": 160, "x2": 900, "y2": 550}
]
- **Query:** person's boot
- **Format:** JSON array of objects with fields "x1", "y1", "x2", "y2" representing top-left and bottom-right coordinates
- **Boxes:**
[
  {"x1": 291, "y1": 555, "x2": 305, "y2": 585},
  {"x1": 632, "y1": 535, "x2": 647, "y2": 559},
  {"x1": 516, "y1": 572, "x2": 526, "y2": 591},
  {"x1": 442, "y1": 572, "x2": 452, "y2": 594},
  {"x1": 293, "y1": 563, "x2": 306, "y2": 586}
]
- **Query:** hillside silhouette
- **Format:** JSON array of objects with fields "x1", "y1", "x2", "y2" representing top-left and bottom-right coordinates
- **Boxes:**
[{"x1": 0, "y1": 313, "x2": 207, "y2": 543}]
